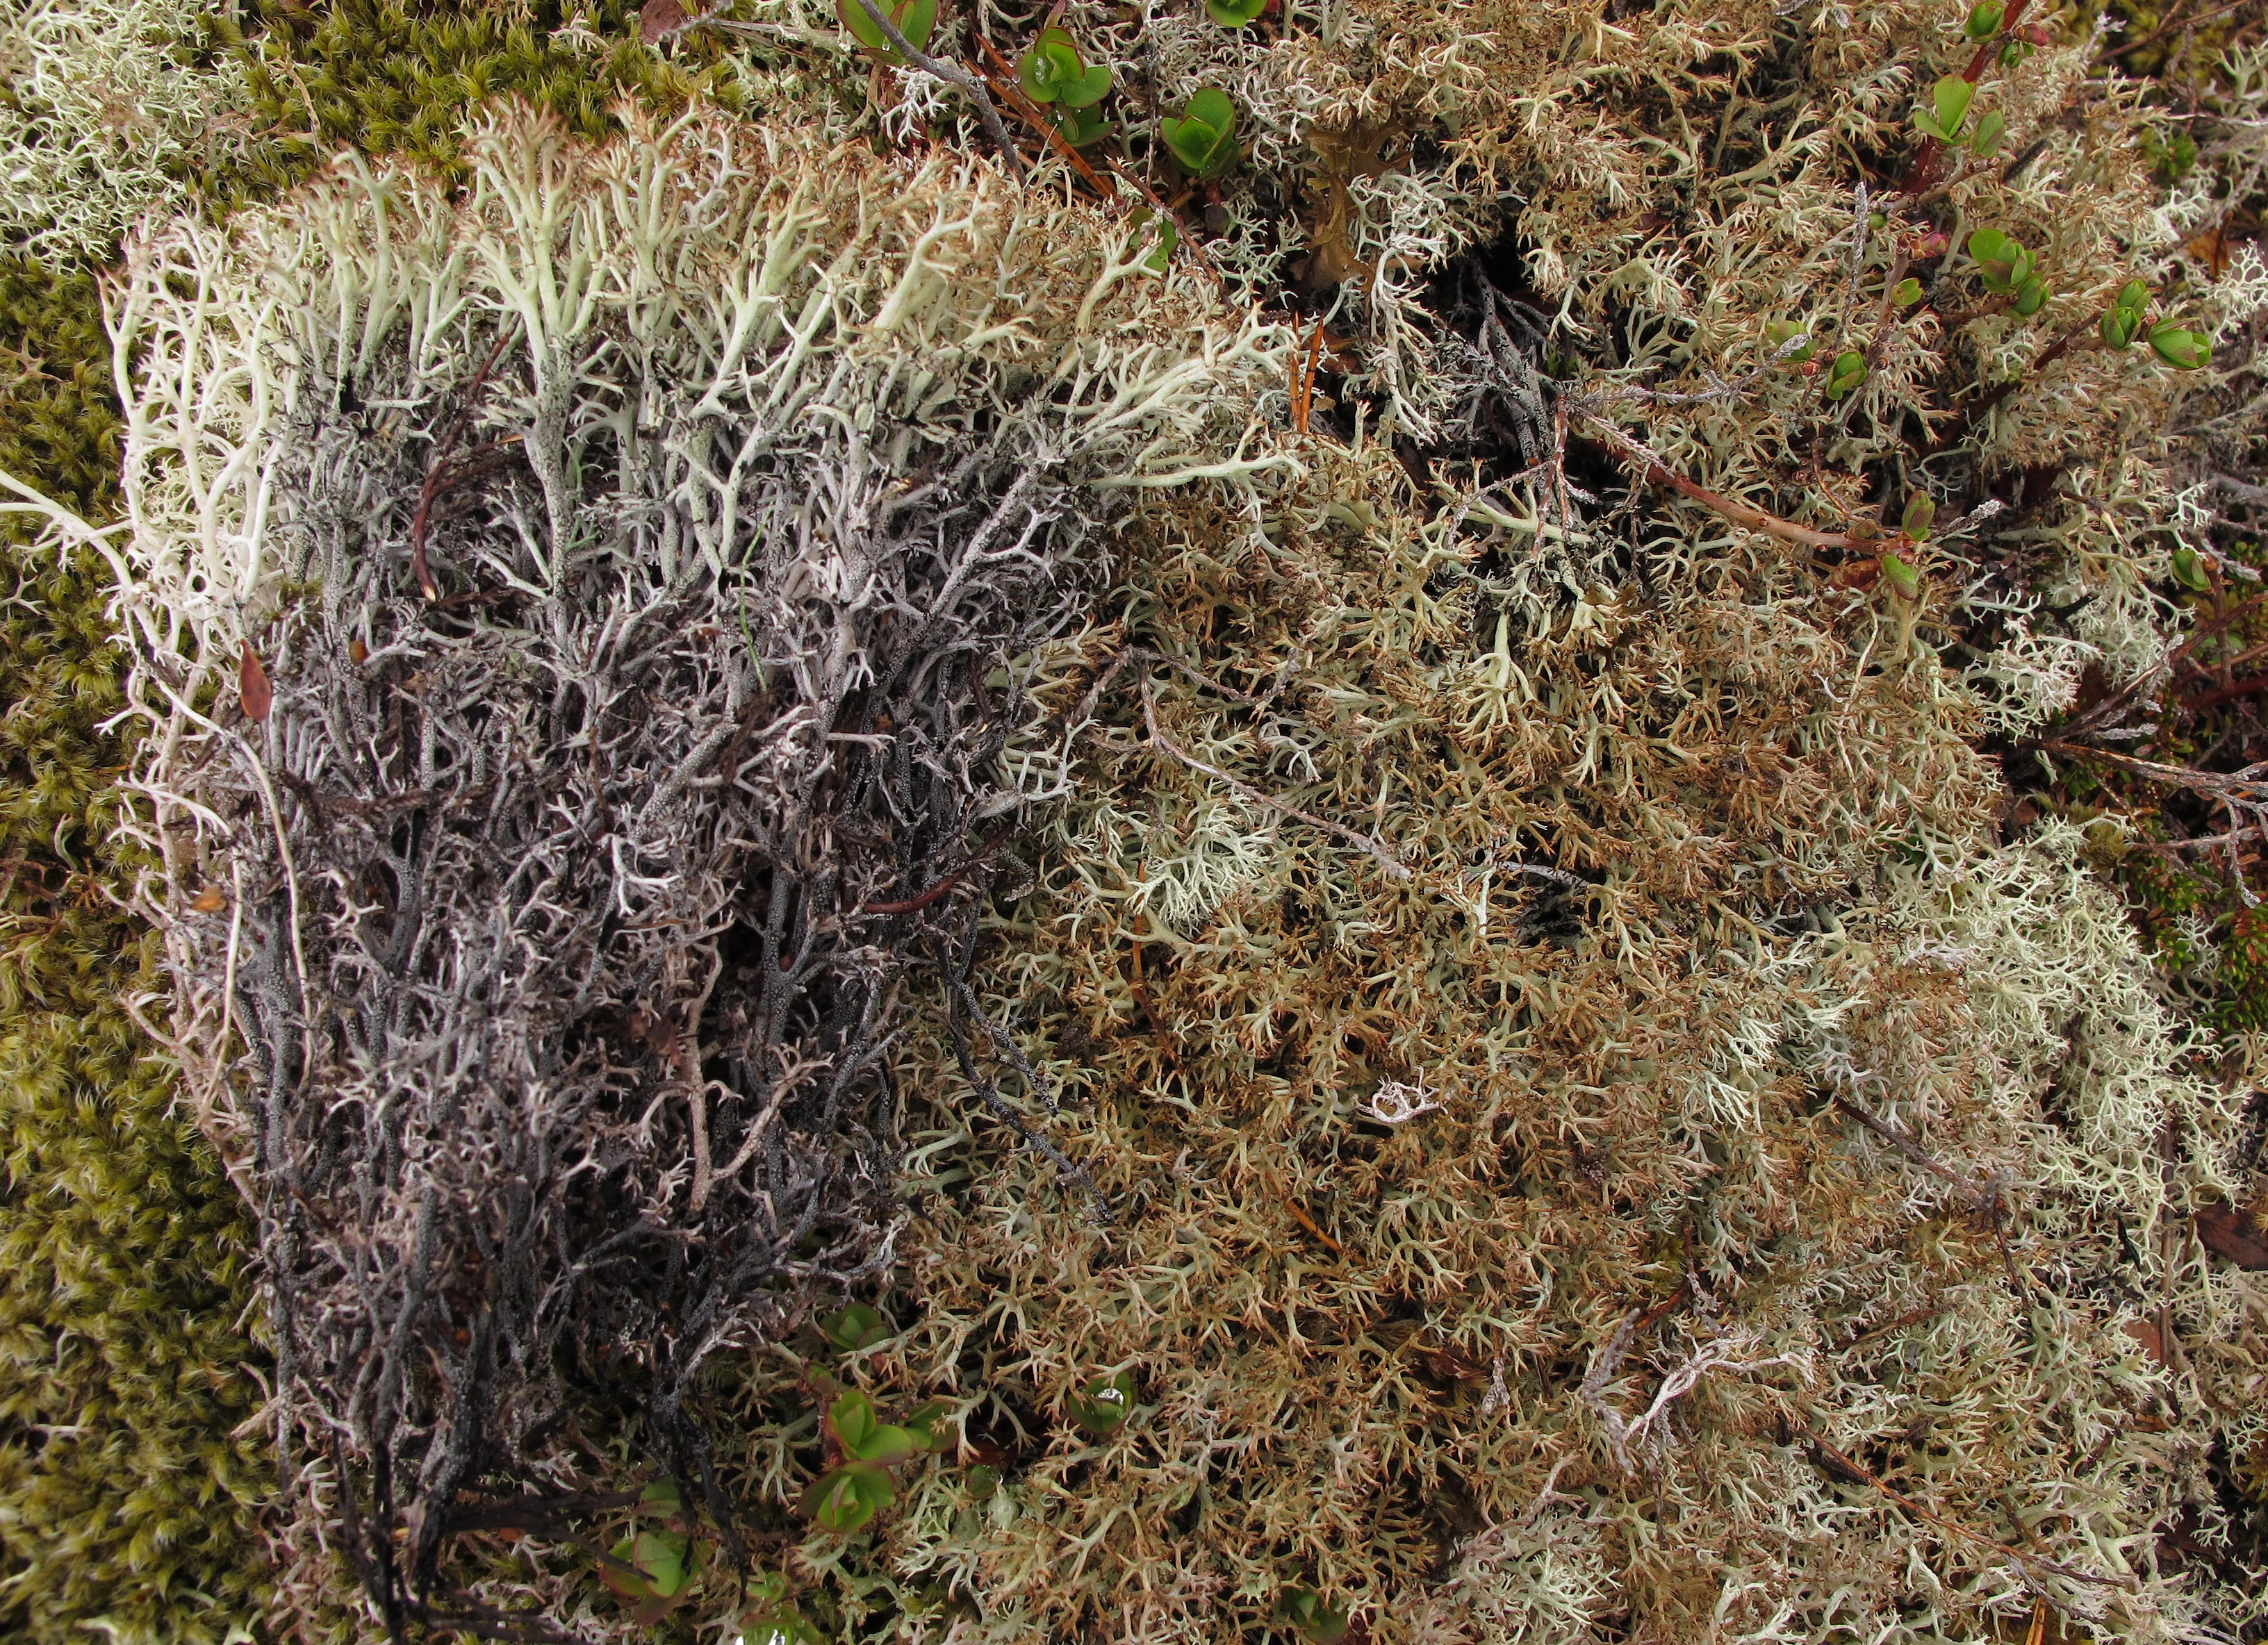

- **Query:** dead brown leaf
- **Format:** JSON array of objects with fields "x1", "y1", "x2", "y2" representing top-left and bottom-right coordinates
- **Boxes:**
[
  {"x1": 2196, "y1": 1200, "x2": 2268, "y2": 1268},
  {"x1": 2123, "y1": 1316, "x2": 2165, "y2": 1363},
  {"x1": 239, "y1": 639, "x2": 272, "y2": 723},
  {"x1": 2187, "y1": 223, "x2": 2233, "y2": 280},
  {"x1": 640, "y1": 0, "x2": 689, "y2": 44}
]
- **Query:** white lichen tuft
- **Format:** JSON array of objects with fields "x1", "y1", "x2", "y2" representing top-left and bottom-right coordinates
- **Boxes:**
[{"x1": 0, "y1": 0, "x2": 248, "y2": 259}]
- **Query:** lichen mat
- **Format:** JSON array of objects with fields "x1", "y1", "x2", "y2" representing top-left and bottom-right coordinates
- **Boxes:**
[{"x1": 1, "y1": 1, "x2": 2265, "y2": 1642}]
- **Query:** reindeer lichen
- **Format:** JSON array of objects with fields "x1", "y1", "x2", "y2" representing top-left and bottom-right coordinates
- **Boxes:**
[{"x1": 5, "y1": 1, "x2": 2268, "y2": 1642}]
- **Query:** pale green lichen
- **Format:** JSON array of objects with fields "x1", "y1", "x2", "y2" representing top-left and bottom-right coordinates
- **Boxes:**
[{"x1": 0, "y1": 0, "x2": 249, "y2": 259}]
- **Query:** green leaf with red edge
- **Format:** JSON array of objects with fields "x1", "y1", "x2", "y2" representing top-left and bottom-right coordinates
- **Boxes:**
[
  {"x1": 903, "y1": 1398, "x2": 959, "y2": 1453},
  {"x1": 1765, "y1": 319, "x2": 1814, "y2": 364},
  {"x1": 2147, "y1": 319, "x2": 2211, "y2": 370},
  {"x1": 600, "y1": 1528, "x2": 698, "y2": 1607},
  {"x1": 1824, "y1": 349, "x2": 1868, "y2": 401},
  {"x1": 1966, "y1": 227, "x2": 2032, "y2": 294},
  {"x1": 800, "y1": 1461, "x2": 895, "y2": 1532},
  {"x1": 826, "y1": 1388, "x2": 879, "y2": 1453},
  {"x1": 1900, "y1": 494, "x2": 1935, "y2": 541},
  {"x1": 819, "y1": 1301, "x2": 889, "y2": 1350},
  {"x1": 1017, "y1": 28, "x2": 1083, "y2": 104},
  {"x1": 820, "y1": 1389, "x2": 918, "y2": 1464},
  {"x1": 1067, "y1": 1369, "x2": 1136, "y2": 1435},
  {"x1": 1160, "y1": 88, "x2": 1239, "y2": 180}
]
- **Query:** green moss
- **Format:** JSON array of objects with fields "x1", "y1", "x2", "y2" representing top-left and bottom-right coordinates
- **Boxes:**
[
  {"x1": 208, "y1": 0, "x2": 747, "y2": 203},
  {"x1": 0, "y1": 258, "x2": 270, "y2": 1643}
]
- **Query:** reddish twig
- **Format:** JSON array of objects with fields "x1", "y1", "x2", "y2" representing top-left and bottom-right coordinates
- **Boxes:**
[
  {"x1": 1930, "y1": 322, "x2": 2092, "y2": 451},
  {"x1": 2179, "y1": 674, "x2": 2268, "y2": 715},
  {"x1": 860, "y1": 821, "x2": 1014, "y2": 914},
  {"x1": 1803, "y1": 1431, "x2": 2117, "y2": 1588},
  {"x1": 1282, "y1": 1191, "x2": 1346, "y2": 1257},
  {"x1": 1577, "y1": 415, "x2": 1873, "y2": 552},
  {"x1": 409, "y1": 332, "x2": 514, "y2": 602},
  {"x1": 1291, "y1": 313, "x2": 1326, "y2": 436}
]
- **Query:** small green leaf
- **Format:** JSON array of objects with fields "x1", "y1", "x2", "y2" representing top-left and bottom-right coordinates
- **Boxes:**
[
  {"x1": 847, "y1": 1422, "x2": 921, "y2": 1465},
  {"x1": 1765, "y1": 319, "x2": 1814, "y2": 364},
  {"x1": 1068, "y1": 1369, "x2": 1137, "y2": 1435},
  {"x1": 639, "y1": 1478, "x2": 682, "y2": 1510},
  {"x1": 1893, "y1": 276, "x2": 1922, "y2": 307},
  {"x1": 2012, "y1": 274, "x2": 2048, "y2": 317},
  {"x1": 828, "y1": 1388, "x2": 880, "y2": 1454},
  {"x1": 1964, "y1": 1, "x2": 2005, "y2": 39},
  {"x1": 605, "y1": 1529, "x2": 694, "y2": 1601},
  {"x1": 1969, "y1": 108, "x2": 2006, "y2": 158},
  {"x1": 1130, "y1": 208, "x2": 1178, "y2": 274},
  {"x1": 1282, "y1": 1588, "x2": 1354, "y2": 1644},
  {"x1": 800, "y1": 1461, "x2": 895, "y2": 1532},
  {"x1": 2101, "y1": 279, "x2": 2150, "y2": 349},
  {"x1": 835, "y1": 0, "x2": 936, "y2": 62},
  {"x1": 2149, "y1": 130, "x2": 2199, "y2": 184},
  {"x1": 819, "y1": 1302, "x2": 889, "y2": 1350},
  {"x1": 740, "y1": 1610, "x2": 823, "y2": 1645},
  {"x1": 1824, "y1": 349, "x2": 1868, "y2": 400},
  {"x1": 1880, "y1": 552, "x2": 1922, "y2": 600},
  {"x1": 1055, "y1": 103, "x2": 1112, "y2": 149},
  {"x1": 2173, "y1": 547, "x2": 2212, "y2": 592},
  {"x1": 1931, "y1": 76, "x2": 1974, "y2": 139},
  {"x1": 1063, "y1": 62, "x2": 1113, "y2": 108},
  {"x1": 2147, "y1": 319, "x2": 2211, "y2": 370},
  {"x1": 1998, "y1": 38, "x2": 2028, "y2": 66},
  {"x1": 1017, "y1": 31, "x2": 1083, "y2": 104},
  {"x1": 903, "y1": 1399, "x2": 959, "y2": 1453},
  {"x1": 966, "y1": 1464, "x2": 1001, "y2": 1501},
  {"x1": 1965, "y1": 227, "x2": 2032, "y2": 294},
  {"x1": 1160, "y1": 88, "x2": 1239, "y2": 179},
  {"x1": 1206, "y1": 0, "x2": 1269, "y2": 23},
  {"x1": 1019, "y1": 28, "x2": 1110, "y2": 108},
  {"x1": 1900, "y1": 494, "x2": 1936, "y2": 540}
]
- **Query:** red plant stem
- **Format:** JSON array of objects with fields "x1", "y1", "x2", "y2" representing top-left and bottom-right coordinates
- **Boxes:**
[
  {"x1": 860, "y1": 822, "x2": 1014, "y2": 915},
  {"x1": 1928, "y1": 321, "x2": 2087, "y2": 452},
  {"x1": 2180, "y1": 675, "x2": 2268, "y2": 716},
  {"x1": 409, "y1": 332, "x2": 513, "y2": 602}
]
